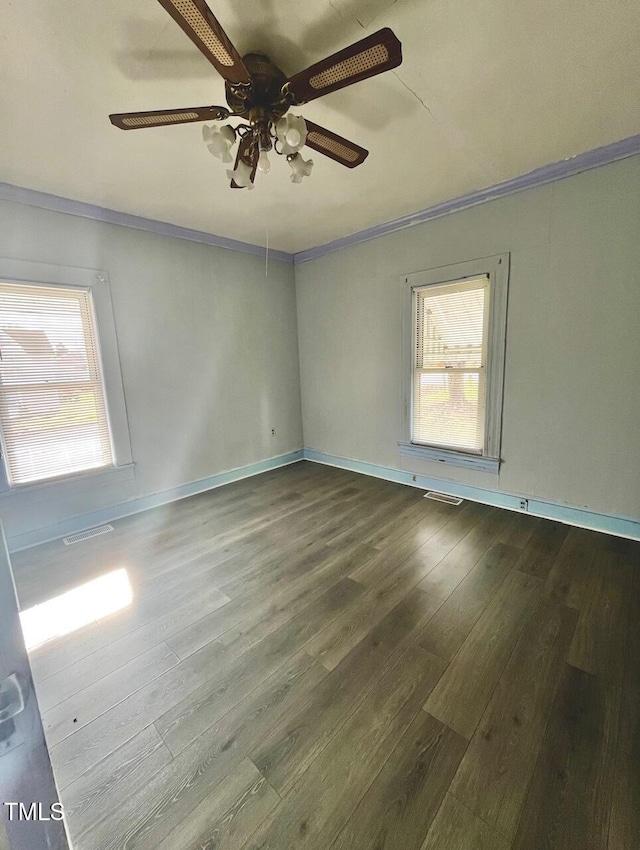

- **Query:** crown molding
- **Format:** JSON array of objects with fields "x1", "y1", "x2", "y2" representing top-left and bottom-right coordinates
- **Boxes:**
[
  {"x1": 3, "y1": 133, "x2": 639, "y2": 267},
  {"x1": 0, "y1": 182, "x2": 294, "y2": 264},
  {"x1": 293, "y1": 133, "x2": 640, "y2": 264}
]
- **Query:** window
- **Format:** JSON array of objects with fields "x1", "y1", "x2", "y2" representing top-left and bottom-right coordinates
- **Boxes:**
[
  {"x1": 0, "y1": 282, "x2": 113, "y2": 484},
  {"x1": 0, "y1": 258, "x2": 133, "y2": 492},
  {"x1": 413, "y1": 276, "x2": 489, "y2": 453},
  {"x1": 400, "y1": 255, "x2": 509, "y2": 472}
]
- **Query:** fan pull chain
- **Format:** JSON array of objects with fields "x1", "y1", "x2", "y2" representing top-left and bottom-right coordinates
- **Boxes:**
[{"x1": 265, "y1": 225, "x2": 269, "y2": 277}]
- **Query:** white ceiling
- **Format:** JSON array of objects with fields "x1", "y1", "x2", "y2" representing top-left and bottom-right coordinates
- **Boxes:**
[{"x1": 1, "y1": 0, "x2": 639, "y2": 254}]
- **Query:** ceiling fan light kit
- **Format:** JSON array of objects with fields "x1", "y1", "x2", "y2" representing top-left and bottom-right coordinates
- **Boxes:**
[
  {"x1": 109, "y1": 0, "x2": 402, "y2": 190},
  {"x1": 275, "y1": 114, "x2": 308, "y2": 156},
  {"x1": 226, "y1": 156, "x2": 255, "y2": 189},
  {"x1": 202, "y1": 123, "x2": 236, "y2": 162},
  {"x1": 288, "y1": 153, "x2": 314, "y2": 184}
]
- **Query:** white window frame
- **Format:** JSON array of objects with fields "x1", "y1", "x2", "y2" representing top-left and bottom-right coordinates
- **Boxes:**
[
  {"x1": 399, "y1": 254, "x2": 509, "y2": 473},
  {"x1": 0, "y1": 258, "x2": 134, "y2": 494}
]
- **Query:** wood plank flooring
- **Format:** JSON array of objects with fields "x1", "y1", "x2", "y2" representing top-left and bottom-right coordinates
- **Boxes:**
[{"x1": 11, "y1": 461, "x2": 639, "y2": 850}]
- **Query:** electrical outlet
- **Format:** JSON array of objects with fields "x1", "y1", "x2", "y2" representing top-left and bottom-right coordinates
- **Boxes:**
[{"x1": 519, "y1": 498, "x2": 528, "y2": 511}]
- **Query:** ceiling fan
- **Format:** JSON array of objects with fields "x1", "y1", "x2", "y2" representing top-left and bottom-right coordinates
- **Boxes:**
[{"x1": 109, "y1": 0, "x2": 402, "y2": 189}]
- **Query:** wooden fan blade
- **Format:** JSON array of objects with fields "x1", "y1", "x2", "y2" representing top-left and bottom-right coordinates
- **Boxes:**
[
  {"x1": 155, "y1": 0, "x2": 251, "y2": 85},
  {"x1": 230, "y1": 132, "x2": 258, "y2": 188},
  {"x1": 284, "y1": 28, "x2": 401, "y2": 105},
  {"x1": 304, "y1": 121, "x2": 369, "y2": 168},
  {"x1": 109, "y1": 105, "x2": 228, "y2": 130}
]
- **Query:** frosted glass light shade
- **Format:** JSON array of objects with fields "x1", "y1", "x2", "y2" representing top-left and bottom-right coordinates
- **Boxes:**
[
  {"x1": 288, "y1": 153, "x2": 313, "y2": 183},
  {"x1": 285, "y1": 128, "x2": 301, "y2": 147},
  {"x1": 202, "y1": 123, "x2": 236, "y2": 162},
  {"x1": 276, "y1": 115, "x2": 307, "y2": 155},
  {"x1": 226, "y1": 159, "x2": 255, "y2": 189}
]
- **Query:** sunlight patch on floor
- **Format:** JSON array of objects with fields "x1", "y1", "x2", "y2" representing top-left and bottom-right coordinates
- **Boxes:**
[{"x1": 20, "y1": 568, "x2": 133, "y2": 651}]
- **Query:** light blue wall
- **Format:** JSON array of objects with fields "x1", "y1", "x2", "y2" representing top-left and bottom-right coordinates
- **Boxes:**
[
  {"x1": 295, "y1": 155, "x2": 640, "y2": 525},
  {"x1": 0, "y1": 201, "x2": 303, "y2": 548},
  {"x1": 2, "y1": 153, "x2": 639, "y2": 549}
]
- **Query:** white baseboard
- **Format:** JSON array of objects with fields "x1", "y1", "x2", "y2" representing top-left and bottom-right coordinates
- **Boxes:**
[
  {"x1": 8, "y1": 450, "x2": 304, "y2": 551},
  {"x1": 11, "y1": 445, "x2": 639, "y2": 551},
  {"x1": 303, "y1": 448, "x2": 640, "y2": 541}
]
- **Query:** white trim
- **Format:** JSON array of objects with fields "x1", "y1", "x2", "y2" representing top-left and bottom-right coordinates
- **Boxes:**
[
  {"x1": 397, "y1": 442, "x2": 500, "y2": 473},
  {"x1": 7, "y1": 445, "x2": 639, "y2": 551},
  {"x1": 303, "y1": 449, "x2": 640, "y2": 541},
  {"x1": 0, "y1": 258, "x2": 134, "y2": 492},
  {"x1": 0, "y1": 462, "x2": 135, "y2": 502},
  {"x1": 6, "y1": 450, "x2": 304, "y2": 551},
  {"x1": 294, "y1": 134, "x2": 640, "y2": 263},
  {"x1": 401, "y1": 253, "x2": 509, "y2": 466},
  {"x1": 0, "y1": 183, "x2": 293, "y2": 264},
  {"x1": 4, "y1": 136, "x2": 640, "y2": 268}
]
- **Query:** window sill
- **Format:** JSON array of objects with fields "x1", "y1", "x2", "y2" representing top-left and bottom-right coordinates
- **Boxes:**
[
  {"x1": 0, "y1": 463, "x2": 136, "y2": 501},
  {"x1": 398, "y1": 442, "x2": 500, "y2": 473}
]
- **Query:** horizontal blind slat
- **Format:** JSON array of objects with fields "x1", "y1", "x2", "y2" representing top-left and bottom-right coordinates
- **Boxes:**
[{"x1": 0, "y1": 281, "x2": 113, "y2": 484}]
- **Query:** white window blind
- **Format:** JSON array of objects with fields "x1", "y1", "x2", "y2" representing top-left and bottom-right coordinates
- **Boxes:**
[
  {"x1": 413, "y1": 276, "x2": 490, "y2": 453},
  {"x1": 0, "y1": 282, "x2": 113, "y2": 485}
]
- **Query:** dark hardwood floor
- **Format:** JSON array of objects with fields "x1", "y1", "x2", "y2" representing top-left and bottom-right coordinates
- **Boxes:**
[{"x1": 11, "y1": 461, "x2": 639, "y2": 850}]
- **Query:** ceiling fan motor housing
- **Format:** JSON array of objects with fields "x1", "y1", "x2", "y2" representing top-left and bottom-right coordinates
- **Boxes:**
[{"x1": 225, "y1": 53, "x2": 290, "y2": 123}]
